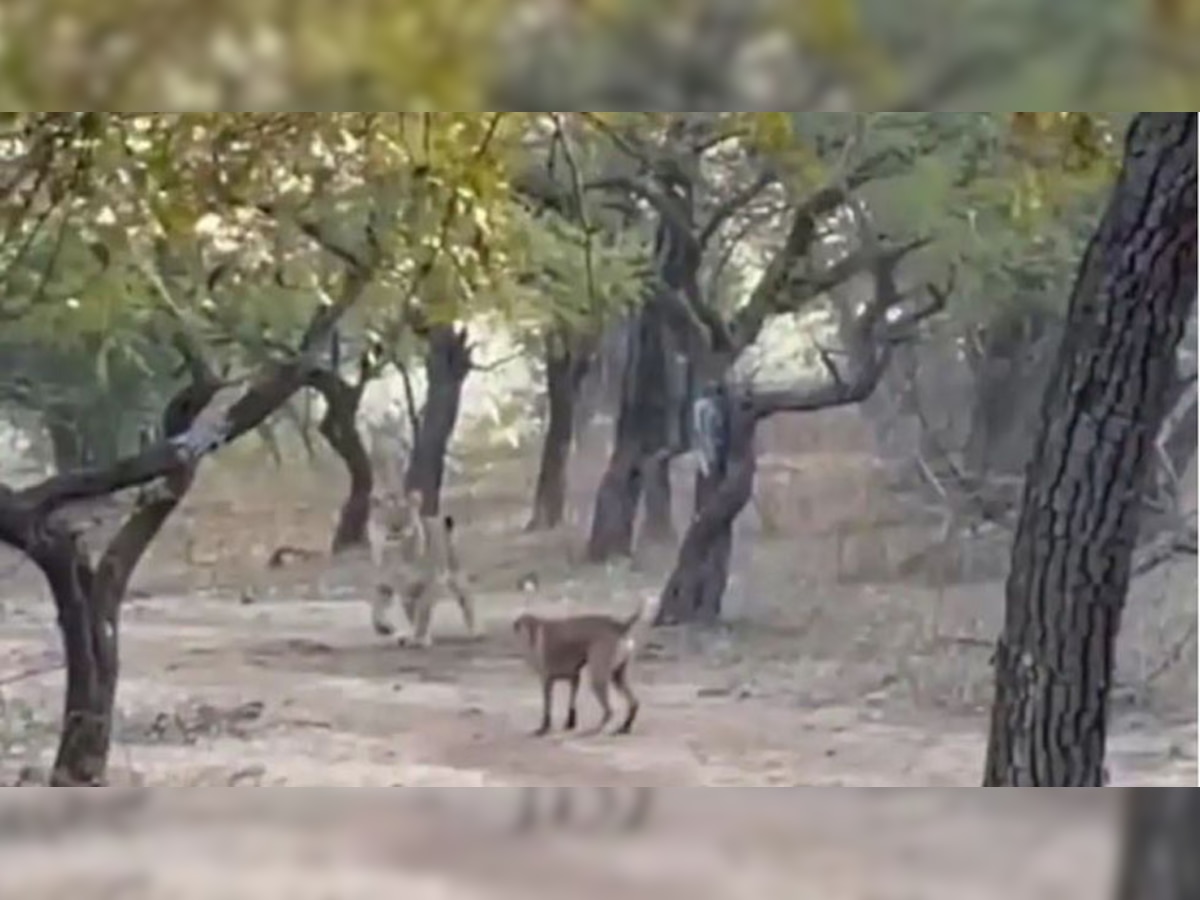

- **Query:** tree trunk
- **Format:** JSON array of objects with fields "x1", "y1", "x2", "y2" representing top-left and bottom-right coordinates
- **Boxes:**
[
  {"x1": 528, "y1": 331, "x2": 592, "y2": 531},
  {"x1": 404, "y1": 324, "x2": 472, "y2": 517},
  {"x1": 45, "y1": 417, "x2": 84, "y2": 472},
  {"x1": 39, "y1": 469, "x2": 193, "y2": 784},
  {"x1": 587, "y1": 170, "x2": 701, "y2": 561},
  {"x1": 15, "y1": 378, "x2": 216, "y2": 785},
  {"x1": 1115, "y1": 789, "x2": 1200, "y2": 900},
  {"x1": 308, "y1": 369, "x2": 372, "y2": 554},
  {"x1": 640, "y1": 454, "x2": 675, "y2": 543},
  {"x1": 983, "y1": 113, "x2": 1197, "y2": 787},
  {"x1": 658, "y1": 393, "x2": 756, "y2": 624},
  {"x1": 586, "y1": 302, "x2": 674, "y2": 561},
  {"x1": 963, "y1": 313, "x2": 1062, "y2": 478}
]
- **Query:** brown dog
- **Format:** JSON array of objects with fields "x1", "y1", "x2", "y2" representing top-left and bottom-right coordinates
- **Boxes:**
[{"x1": 513, "y1": 594, "x2": 659, "y2": 737}]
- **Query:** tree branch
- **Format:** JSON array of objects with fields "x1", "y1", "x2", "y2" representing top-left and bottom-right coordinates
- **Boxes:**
[
  {"x1": 585, "y1": 175, "x2": 698, "y2": 252},
  {"x1": 9, "y1": 265, "x2": 373, "y2": 518},
  {"x1": 726, "y1": 147, "x2": 917, "y2": 355},
  {"x1": 697, "y1": 169, "x2": 776, "y2": 249},
  {"x1": 749, "y1": 233, "x2": 949, "y2": 420}
]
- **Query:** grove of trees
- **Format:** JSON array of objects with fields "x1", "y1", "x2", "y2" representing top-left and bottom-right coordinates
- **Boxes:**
[{"x1": 0, "y1": 5, "x2": 1196, "y2": 884}]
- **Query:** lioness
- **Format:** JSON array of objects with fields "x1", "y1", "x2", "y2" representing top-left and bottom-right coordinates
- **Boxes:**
[{"x1": 369, "y1": 488, "x2": 476, "y2": 647}]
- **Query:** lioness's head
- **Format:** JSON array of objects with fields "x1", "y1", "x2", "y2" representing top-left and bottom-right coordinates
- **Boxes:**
[{"x1": 372, "y1": 488, "x2": 424, "y2": 542}]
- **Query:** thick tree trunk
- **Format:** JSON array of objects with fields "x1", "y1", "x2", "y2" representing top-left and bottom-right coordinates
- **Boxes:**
[
  {"x1": 528, "y1": 331, "x2": 592, "y2": 531},
  {"x1": 45, "y1": 417, "x2": 84, "y2": 473},
  {"x1": 658, "y1": 394, "x2": 756, "y2": 624},
  {"x1": 36, "y1": 531, "x2": 112, "y2": 785},
  {"x1": 1115, "y1": 789, "x2": 1200, "y2": 900},
  {"x1": 404, "y1": 324, "x2": 472, "y2": 517},
  {"x1": 39, "y1": 470, "x2": 192, "y2": 784},
  {"x1": 983, "y1": 113, "x2": 1197, "y2": 787},
  {"x1": 588, "y1": 173, "x2": 700, "y2": 561},
  {"x1": 13, "y1": 378, "x2": 215, "y2": 785},
  {"x1": 963, "y1": 314, "x2": 1061, "y2": 478},
  {"x1": 307, "y1": 369, "x2": 372, "y2": 554},
  {"x1": 586, "y1": 302, "x2": 675, "y2": 561},
  {"x1": 640, "y1": 455, "x2": 675, "y2": 544}
]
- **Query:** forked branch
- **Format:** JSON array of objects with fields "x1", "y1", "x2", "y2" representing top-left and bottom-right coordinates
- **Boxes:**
[
  {"x1": 750, "y1": 237, "x2": 953, "y2": 419},
  {"x1": 9, "y1": 248, "x2": 378, "y2": 518}
]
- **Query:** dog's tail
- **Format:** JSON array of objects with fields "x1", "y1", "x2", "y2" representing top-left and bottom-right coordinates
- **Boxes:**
[{"x1": 620, "y1": 592, "x2": 661, "y2": 654}]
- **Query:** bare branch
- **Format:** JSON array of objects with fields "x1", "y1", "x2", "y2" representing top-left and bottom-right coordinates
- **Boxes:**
[
  {"x1": 585, "y1": 175, "x2": 697, "y2": 249},
  {"x1": 550, "y1": 113, "x2": 598, "y2": 319},
  {"x1": 726, "y1": 145, "x2": 923, "y2": 354},
  {"x1": 471, "y1": 349, "x2": 524, "y2": 372},
  {"x1": 394, "y1": 356, "x2": 423, "y2": 443},
  {"x1": 749, "y1": 229, "x2": 947, "y2": 419},
  {"x1": 1132, "y1": 528, "x2": 1199, "y2": 578},
  {"x1": 697, "y1": 169, "x2": 776, "y2": 249},
  {"x1": 9, "y1": 260, "x2": 374, "y2": 517}
]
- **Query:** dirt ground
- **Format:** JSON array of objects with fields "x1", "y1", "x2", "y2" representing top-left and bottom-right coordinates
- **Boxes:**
[{"x1": 0, "y1": 410, "x2": 1195, "y2": 893}]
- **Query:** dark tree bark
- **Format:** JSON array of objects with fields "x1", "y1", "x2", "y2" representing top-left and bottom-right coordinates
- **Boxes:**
[
  {"x1": 528, "y1": 329, "x2": 593, "y2": 531},
  {"x1": 404, "y1": 324, "x2": 472, "y2": 517},
  {"x1": 983, "y1": 113, "x2": 1197, "y2": 787},
  {"x1": 1115, "y1": 789, "x2": 1200, "y2": 900},
  {"x1": 586, "y1": 301, "x2": 674, "y2": 561},
  {"x1": 46, "y1": 417, "x2": 85, "y2": 473},
  {"x1": 306, "y1": 367, "x2": 372, "y2": 554},
  {"x1": 658, "y1": 392, "x2": 756, "y2": 624},
  {"x1": 587, "y1": 168, "x2": 701, "y2": 561},
  {"x1": 655, "y1": 219, "x2": 950, "y2": 624},
  {"x1": 0, "y1": 245, "x2": 373, "y2": 786},
  {"x1": 640, "y1": 453, "x2": 675, "y2": 544},
  {"x1": 23, "y1": 377, "x2": 214, "y2": 784},
  {"x1": 963, "y1": 310, "x2": 1062, "y2": 477}
]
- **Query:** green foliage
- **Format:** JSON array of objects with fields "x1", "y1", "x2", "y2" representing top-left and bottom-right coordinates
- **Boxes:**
[
  {"x1": 796, "y1": 112, "x2": 1119, "y2": 330},
  {"x1": 0, "y1": 329, "x2": 179, "y2": 469},
  {"x1": 502, "y1": 203, "x2": 651, "y2": 343},
  {"x1": 0, "y1": 113, "x2": 586, "y2": 476}
]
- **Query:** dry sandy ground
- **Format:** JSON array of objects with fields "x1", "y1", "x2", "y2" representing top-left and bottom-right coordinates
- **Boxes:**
[
  {"x1": 0, "y1": 436, "x2": 1195, "y2": 897},
  {"x1": 1, "y1": 559, "x2": 1194, "y2": 789}
]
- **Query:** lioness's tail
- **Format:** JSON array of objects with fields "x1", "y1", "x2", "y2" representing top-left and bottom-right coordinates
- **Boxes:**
[
  {"x1": 620, "y1": 592, "x2": 661, "y2": 654},
  {"x1": 443, "y1": 515, "x2": 461, "y2": 572}
]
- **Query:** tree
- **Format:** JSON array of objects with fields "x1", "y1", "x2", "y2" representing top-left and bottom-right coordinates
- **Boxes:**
[
  {"x1": 508, "y1": 208, "x2": 648, "y2": 531},
  {"x1": 402, "y1": 321, "x2": 474, "y2": 516},
  {"x1": 558, "y1": 113, "x2": 811, "y2": 561},
  {"x1": 658, "y1": 210, "x2": 951, "y2": 623},
  {"x1": 551, "y1": 113, "x2": 947, "y2": 615},
  {"x1": 0, "y1": 113, "x2": 528, "y2": 785},
  {"x1": 306, "y1": 338, "x2": 385, "y2": 553},
  {"x1": 982, "y1": 112, "x2": 1197, "y2": 787}
]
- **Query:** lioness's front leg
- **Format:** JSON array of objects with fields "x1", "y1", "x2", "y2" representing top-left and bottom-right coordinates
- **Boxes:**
[
  {"x1": 370, "y1": 584, "x2": 396, "y2": 637},
  {"x1": 399, "y1": 579, "x2": 434, "y2": 648}
]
